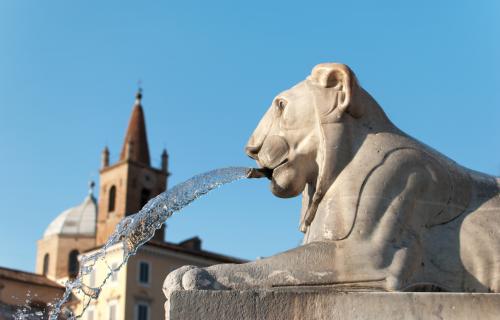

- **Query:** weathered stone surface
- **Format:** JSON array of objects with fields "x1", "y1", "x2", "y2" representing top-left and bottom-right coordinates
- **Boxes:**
[
  {"x1": 166, "y1": 288, "x2": 500, "y2": 320},
  {"x1": 164, "y1": 62, "x2": 500, "y2": 296}
]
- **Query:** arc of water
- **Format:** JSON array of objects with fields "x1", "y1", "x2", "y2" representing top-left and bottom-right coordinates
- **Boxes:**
[{"x1": 26, "y1": 167, "x2": 251, "y2": 320}]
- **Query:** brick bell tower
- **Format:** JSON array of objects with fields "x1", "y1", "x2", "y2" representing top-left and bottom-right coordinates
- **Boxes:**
[{"x1": 96, "y1": 88, "x2": 169, "y2": 246}]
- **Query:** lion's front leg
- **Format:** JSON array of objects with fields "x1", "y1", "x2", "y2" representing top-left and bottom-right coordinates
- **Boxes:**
[
  {"x1": 163, "y1": 240, "x2": 395, "y2": 300},
  {"x1": 163, "y1": 241, "x2": 352, "y2": 298}
]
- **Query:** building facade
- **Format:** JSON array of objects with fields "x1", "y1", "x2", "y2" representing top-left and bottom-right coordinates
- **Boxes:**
[{"x1": 28, "y1": 89, "x2": 243, "y2": 320}]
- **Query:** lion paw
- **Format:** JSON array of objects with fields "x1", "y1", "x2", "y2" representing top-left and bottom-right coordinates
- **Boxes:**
[
  {"x1": 163, "y1": 265, "x2": 227, "y2": 300},
  {"x1": 163, "y1": 265, "x2": 197, "y2": 299}
]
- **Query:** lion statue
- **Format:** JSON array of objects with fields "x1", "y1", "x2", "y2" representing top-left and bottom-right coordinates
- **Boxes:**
[{"x1": 164, "y1": 63, "x2": 500, "y2": 300}]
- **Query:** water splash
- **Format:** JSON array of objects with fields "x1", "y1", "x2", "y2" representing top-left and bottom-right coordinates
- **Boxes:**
[
  {"x1": 9, "y1": 291, "x2": 53, "y2": 320},
  {"x1": 16, "y1": 167, "x2": 249, "y2": 320}
]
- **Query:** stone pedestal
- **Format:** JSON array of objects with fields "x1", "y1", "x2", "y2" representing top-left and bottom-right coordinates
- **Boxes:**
[{"x1": 166, "y1": 287, "x2": 500, "y2": 320}]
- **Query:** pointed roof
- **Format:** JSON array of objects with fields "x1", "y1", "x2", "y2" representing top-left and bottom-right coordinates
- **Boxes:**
[{"x1": 119, "y1": 89, "x2": 151, "y2": 165}]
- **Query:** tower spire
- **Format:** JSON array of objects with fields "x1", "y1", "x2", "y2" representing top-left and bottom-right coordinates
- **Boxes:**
[
  {"x1": 101, "y1": 146, "x2": 110, "y2": 169},
  {"x1": 119, "y1": 88, "x2": 151, "y2": 165},
  {"x1": 161, "y1": 148, "x2": 169, "y2": 174}
]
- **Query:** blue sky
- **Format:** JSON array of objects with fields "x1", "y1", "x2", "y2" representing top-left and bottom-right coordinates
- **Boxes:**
[{"x1": 0, "y1": 0, "x2": 499, "y2": 272}]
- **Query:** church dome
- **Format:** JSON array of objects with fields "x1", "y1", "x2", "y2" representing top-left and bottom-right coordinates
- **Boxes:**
[{"x1": 43, "y1": 183, "x2": 98, "y2": 238}]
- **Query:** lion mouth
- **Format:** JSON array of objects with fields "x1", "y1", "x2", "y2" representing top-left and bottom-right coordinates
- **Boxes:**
[
  {"x1": 246, "y1": 167, "x2": 275, "y2": 180},
  {"x1": 246, "y1": 160, "x2": 288, "y2": 180}
]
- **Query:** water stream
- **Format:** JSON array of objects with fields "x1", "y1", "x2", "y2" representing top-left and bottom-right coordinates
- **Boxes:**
[{"x1": 14, "y1": 167, "x2": 250, "y2": 319}]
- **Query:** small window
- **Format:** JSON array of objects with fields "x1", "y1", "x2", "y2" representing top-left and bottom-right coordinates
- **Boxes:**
[
  {"x1": 42, "y1": 253, "x2": 49, "y2": 276},
  {"x1": 89, "y1": 269, "x2": 96, "y2": 287},
  {"x1": 138, "y1": 261, "x2": 150, "y2": 285},
  {"x1": 68, "y1": 250, "x2": 79, "y2": 278},
  {"x1": 140, "y1": 188, "x2": 151, "y2": 207},
  {"x1": 86, "y1": 308, "x2": 94, "y2": 320},
  {"x1": 108, "y1": 185, "x2": 117, "y2": 212},
  {"x1": 111, "y1": 263, "x2": 118, "y2": 282},
  {"x1": 108, "y1": 302, "x2": 117, "y2": 320},
  {"x1": 136, "y1": 303, "x2": 149, "y2": 320}
]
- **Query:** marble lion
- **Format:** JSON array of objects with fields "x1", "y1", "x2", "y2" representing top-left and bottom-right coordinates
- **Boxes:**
[{"x1": 164, "y1": 63, "x2": 500, "y2": 298}]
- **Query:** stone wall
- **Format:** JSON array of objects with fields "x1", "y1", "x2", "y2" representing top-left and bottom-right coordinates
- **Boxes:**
[{"x1": 166, "y1": 288, "x2": 500, "y2": 320}]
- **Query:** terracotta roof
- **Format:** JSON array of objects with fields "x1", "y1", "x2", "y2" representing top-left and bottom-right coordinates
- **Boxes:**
[
  {"x1": 119, "y1": 89, "x2": 151, "y2": 165},
  {"x1": 146, "y1": 240, "x2": 247, "y2": 264},
  {"x1": 0, "y1": 266, "x2": 64, "y2": 289},
  {"x1": 83, "y1": 239, "x2": 247, "y2": 264}
]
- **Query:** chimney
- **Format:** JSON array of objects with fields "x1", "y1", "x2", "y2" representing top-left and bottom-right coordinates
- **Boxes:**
[{"x1": 179, "y1": 237, "x2": 202, "y2": 251}]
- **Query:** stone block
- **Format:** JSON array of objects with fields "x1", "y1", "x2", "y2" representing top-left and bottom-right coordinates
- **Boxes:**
[{"x1": 166, "y1": 287, "x2": 500, "y2": 320}]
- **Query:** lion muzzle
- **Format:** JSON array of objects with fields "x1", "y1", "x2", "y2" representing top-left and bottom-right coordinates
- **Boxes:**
[{"x1": 257, "y1": 135, "x2": 289, "y2": 170}]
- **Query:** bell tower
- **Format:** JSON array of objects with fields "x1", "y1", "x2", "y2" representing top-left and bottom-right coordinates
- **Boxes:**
[{"x1": 96, "y1": 89, "x2": 169, "y2": 246}]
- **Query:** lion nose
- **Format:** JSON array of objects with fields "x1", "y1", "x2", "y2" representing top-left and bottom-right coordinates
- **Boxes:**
[{"x1": 245, "y1": 145, "x2": 261, "y2": 160}]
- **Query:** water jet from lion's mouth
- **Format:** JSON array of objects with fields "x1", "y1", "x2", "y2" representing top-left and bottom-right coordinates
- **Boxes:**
[{"x1": 13, "y1": 167, "x2": 252, "y2": 320}]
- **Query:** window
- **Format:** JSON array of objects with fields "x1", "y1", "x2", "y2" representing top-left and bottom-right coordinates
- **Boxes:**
[
  {"x1": 108, "y1": 185, "x2": 116, "y2": 212},
  {"x1": 136, "y1": 303, "x2": 149, "y2": 320},
  {"x1": 68, "y1": 250, "x2": 79, "y2": 278},
  {"x1": 86, "y1": 308, "x2": 94, "y2": 320},
  {"x1": 108, "y1": 301, "x2": 118, "y2": 320},
  {"x1": 90, "y1": 269, "x2": 96, "y2": 287},
  {"x1": 140, "y1": 188, "x2": 151, "y2": 208},
  {"x1": 42, "y1": 254, "x2": 49, "y2": 276},
  {"x1": 111, "y1": 262, "x2": 118, "y2": 282},
  {"x1": 138, "y1": 261, "x2": 150, "y2": 285}
]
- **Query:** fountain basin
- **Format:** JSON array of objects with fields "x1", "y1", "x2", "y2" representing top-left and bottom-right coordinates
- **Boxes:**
[{"x1": 165, "y1": 288, "x2": 500, "y2": 320}]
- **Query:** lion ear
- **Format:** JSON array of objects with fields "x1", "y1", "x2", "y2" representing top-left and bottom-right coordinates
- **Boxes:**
[{"x1": 309, "y1": 63, "x2": 357, "y2": 116}]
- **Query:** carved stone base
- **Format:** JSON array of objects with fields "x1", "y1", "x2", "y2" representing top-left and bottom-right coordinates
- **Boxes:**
[{"x1": 165, "y1": 287, "x2": 500, "y2": 320}]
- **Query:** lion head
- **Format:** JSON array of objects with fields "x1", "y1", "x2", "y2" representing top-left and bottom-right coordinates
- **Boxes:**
[{"x1": 246, "y1": 63, "x2": 390, "y2": 233}]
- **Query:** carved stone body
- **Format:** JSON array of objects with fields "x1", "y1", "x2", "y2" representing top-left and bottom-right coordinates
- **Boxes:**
[{"x1": 164, "y1": 63, "x2": 500, "y2": 299}]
